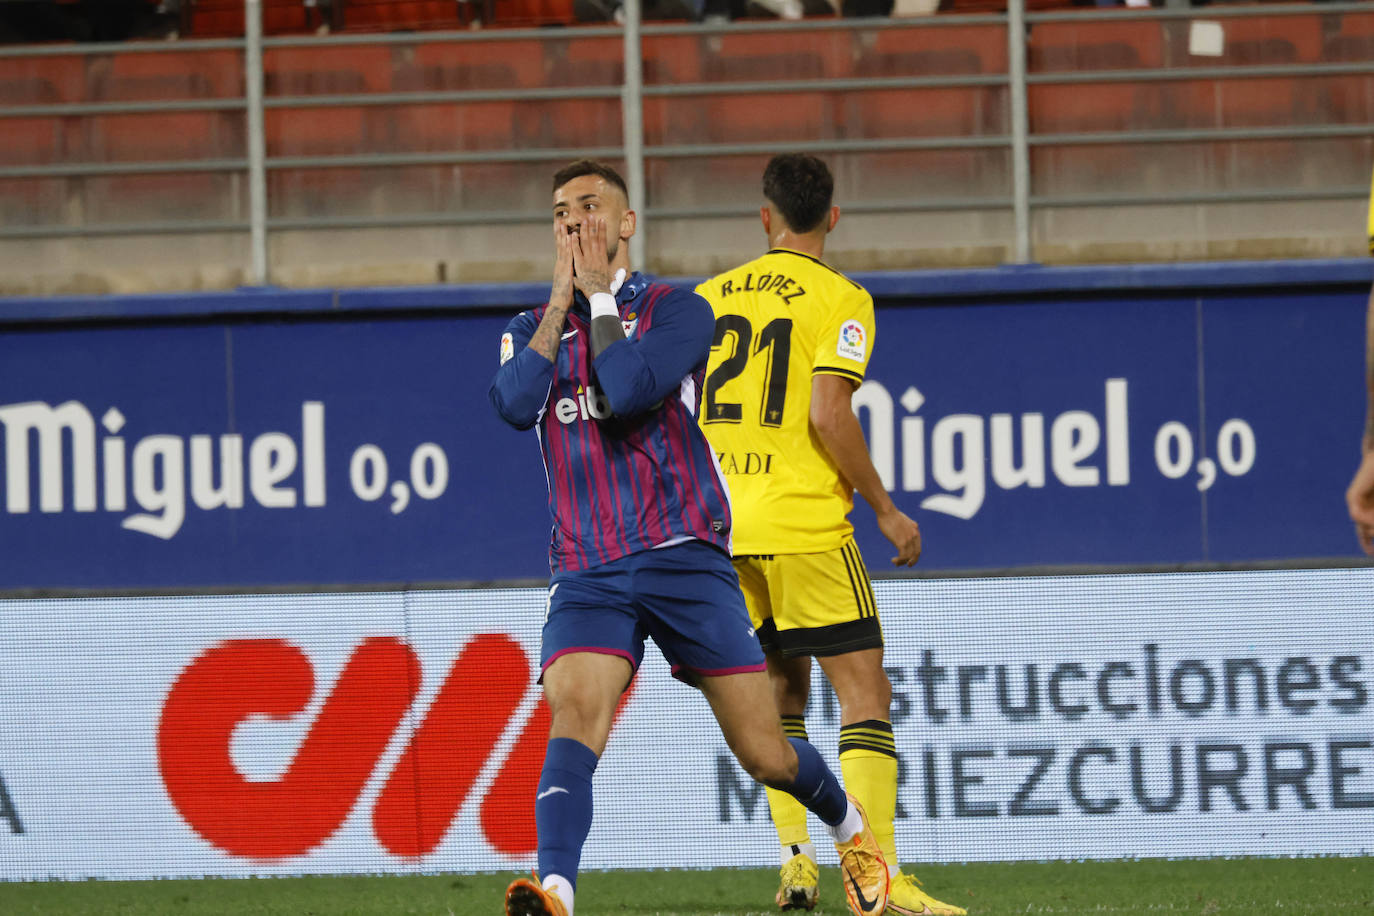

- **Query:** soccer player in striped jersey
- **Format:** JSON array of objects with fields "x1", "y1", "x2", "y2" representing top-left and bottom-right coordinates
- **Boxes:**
[
  {"x1": 491, "y1": 160, "x2": 891, "y2": 916},
  {"x1": 697, "y1": 154, "x2": 967, "y2": 916}
]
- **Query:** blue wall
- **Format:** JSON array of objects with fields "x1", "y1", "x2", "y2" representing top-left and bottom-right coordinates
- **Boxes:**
[{"x1": 1, "y1": 258, "x2": 1370, "y2": 590}]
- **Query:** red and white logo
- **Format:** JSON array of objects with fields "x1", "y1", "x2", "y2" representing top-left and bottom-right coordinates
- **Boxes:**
[{"x1": 157, "y1": 634, "x2": 634, "y2": 860}]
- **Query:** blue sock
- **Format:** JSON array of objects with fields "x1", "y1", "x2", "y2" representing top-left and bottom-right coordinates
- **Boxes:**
[
  {"x1": 782, "y1": 737, "x2": 848, "y2": 827},
  {"x1": 535, "y1": 737, "x2": 599, "y2": 890}
]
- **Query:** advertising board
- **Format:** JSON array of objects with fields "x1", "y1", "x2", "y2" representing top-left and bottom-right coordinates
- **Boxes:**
[{"x1": 2, "y1": 569, "x2": 1370, "y2": 880}]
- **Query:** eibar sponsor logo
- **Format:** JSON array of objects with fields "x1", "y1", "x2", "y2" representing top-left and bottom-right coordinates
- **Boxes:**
[
  {"x1": 553, "y1": 384, "x2": 612, "y2": 424},
  {"x1": 718, "y1": 272, "x2": 805, "y2": 305},
  {"x1": 716, "y1": 451, "x2": 776, "y2": 475},
  {"x1": 0, "y1": 400, "x2": 326, "y2": 539},
  {"x1": 0, "y1": 772, "x2": 23, "y2": 835}
]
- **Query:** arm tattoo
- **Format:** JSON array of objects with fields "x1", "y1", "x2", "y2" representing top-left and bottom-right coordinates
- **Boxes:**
[{"x1": 527, "y1": 305, "x2": 570, "y2": 364}]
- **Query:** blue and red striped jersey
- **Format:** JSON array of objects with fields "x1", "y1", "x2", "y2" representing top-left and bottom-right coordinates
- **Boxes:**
[{"x1": 489, "y1": 272, "x2": 733, "y2": 574}]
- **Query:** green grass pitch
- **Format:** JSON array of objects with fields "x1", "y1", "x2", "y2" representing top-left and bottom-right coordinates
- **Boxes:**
[{"x1": 3, "y1": 858, "x2": 1371, "y2": 914}]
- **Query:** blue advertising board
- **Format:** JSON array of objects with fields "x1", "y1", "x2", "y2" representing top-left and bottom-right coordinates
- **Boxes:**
[{"x1": 0, "y1": 259, "x2": 1369, "y2": 589}]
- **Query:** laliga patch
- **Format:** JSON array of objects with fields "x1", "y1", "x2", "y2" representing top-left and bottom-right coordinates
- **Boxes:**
[
  {"x1": 500, "y1": 332, "x2": 514, "y2": 365},
  {"x1": 836, "y1": 320, "x2": 866, "y2": 362}
]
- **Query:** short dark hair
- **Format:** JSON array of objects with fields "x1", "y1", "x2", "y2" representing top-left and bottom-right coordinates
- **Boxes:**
[
  {"x1": 552, "y1": 159, "x2": 629, "y2": 200},
  {"x1": 762, "y1": 154, "x2": 834, "y2": 233}
]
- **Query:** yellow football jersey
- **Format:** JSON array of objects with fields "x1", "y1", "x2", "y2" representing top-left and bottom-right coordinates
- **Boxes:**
[{"x1": 696, "y1": 247, "x2": 875, "y2": 555}]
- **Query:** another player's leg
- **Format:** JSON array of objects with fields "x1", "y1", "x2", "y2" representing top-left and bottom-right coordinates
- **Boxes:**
[
  {"x1": 765, "y1": 653, "x2": 820, "y2": 911},
  {"x1": 635, "y1": 543, "x2": 889, "y2": 916},
  {"x1": 818, "y1": 661, "x2": 966, "y2": 912},
  {"x1": 699, "y1": 669, "x2": 890, "y2": 916},
  {"x1": 773, "y1": 543, "x2": 967, "y2": 915},
  {"x1": 735, "y1": 557, "x2": 823, "y2": 910}
]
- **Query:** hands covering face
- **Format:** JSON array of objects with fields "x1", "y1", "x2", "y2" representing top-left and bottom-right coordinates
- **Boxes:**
[
  {"x1": 550, "y1": 214, "x2": 615, "y2": 308},
  {"x1": 569, "y1": 214, "x2": 614, "y2": 298}
]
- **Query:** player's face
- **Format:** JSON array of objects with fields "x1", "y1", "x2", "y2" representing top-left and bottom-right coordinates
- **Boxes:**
[{"x1": 552, "y1": 174, "x2": 629, "y2": 262}]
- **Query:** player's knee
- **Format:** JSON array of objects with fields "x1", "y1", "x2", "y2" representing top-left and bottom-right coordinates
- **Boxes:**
[
  {"x1": 545, "y1": 687, "x2": 616, "y2": 745},
  {"x1": 735, "y1": 744, "x2": 797, "y2": 788},
  {"x1": 875, "y1": 675, "x2": 893, "y2": 712},
  {"x1": 837, "y1": 669, "x2": 893, "y2": 721}
]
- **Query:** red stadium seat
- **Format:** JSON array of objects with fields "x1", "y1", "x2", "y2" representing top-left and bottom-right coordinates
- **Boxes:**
[
  {"x1": 1028, "y1": 82, "x2": 1141, "y2": 134},
  {"x1": 0, "y1": 75, "x2": 61, "y2": 106},
  {"x1": 1292, "y1": 72, "x2": 1374, "y2": 127},
  {"x1": 704, "y1": 91, "x2": 838, "y2": 144},
  {"x1": 266, "y1": 107, "x2": 375, "y2": 156},
  {"x1": 1026, "y1": 21, "x2": 1148, "y2": 136},
  {"x1": 849, "y1": 23, "x2": 997, "y2": 77},
  {"x1": 262, "y1": 45, "x2": 393, "y2": 156},
  {"x1": 1199, "y1": 15, "x2": 1321, "y2": 66},
  {"x1": 86, "y1": 51, "x2": 230, "y2": 102},
  {"x1": 843, "y1": 86, "x2": 1003, "y2": 141},
  {"x1": 0, "y1": 118, "x2": 64, "y2": 166},
  {"x1": 1323, "y1": 7, "x2": 1374, "y2": 58},
  {"x1": 84, "y1": 111, "x2": 241, "y2": 162},
  {"x1": 526, "y1": 33, "x2": 693, "y2": 149},
  {"x1": 486, "y1": 0, "x2": 573, "y2": 27},
  {"x1": 1320, "y1": 6, "x2": 1374, "y2": 129},
  {"x1": 1027, "y1": 19, "x2": 1162, "y2": 72},
  {"x1": 264, "y1": 44, "x2": 393, "y2": 95},
  {"x1": 340, "y1": 0, "x2": 480, "y2": 31},
  {"x1": 390, "y1": 100, "x2": 517, "y2": 152},
  {"x1": 396, "y1": 38, "x2": 544, "y2": 91},
  {"x1": 543, "y1": 34, "x2": 631, "y2": 87},
  {"x1": 0, "y1": 54, "x2": 85, "y2": 103},
  {"x1": 938, "y1": 0, "x2": 1073, "y2": 12},
  {"x1": 642, "y1": 33, "x2": 703, "y2": 84},
  {"x1": 842, "y1": 27, "x2": 998, "y2": 141},
  {"x1": 702, "y1": 38, "x2": 829, "y2": 83},
  {"x1": 186, "y1": 0, "x2": 322, "y2": 36}
]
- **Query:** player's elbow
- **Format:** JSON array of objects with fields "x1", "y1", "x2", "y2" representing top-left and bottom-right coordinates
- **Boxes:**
[
  {"x1": 809, "y1": 399, "x2": 846, "y2": 442},
  {"x1": 489, "y1": 385, "x2": 538, "y2": 430}
]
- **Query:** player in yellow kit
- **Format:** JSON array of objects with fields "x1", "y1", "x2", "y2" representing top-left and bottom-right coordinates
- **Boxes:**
[{"x1": 697, "y1": 154, "x2": 966, "y2": 916}]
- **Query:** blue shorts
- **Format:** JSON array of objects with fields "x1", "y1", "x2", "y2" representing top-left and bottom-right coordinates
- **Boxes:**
[{"x1": 541, "y1": 539, "x2": 766, "y2": 685}]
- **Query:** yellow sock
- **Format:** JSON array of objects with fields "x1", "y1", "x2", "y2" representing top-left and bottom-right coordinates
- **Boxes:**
[
  {"x1": 769, "y1": 714, "x2": 812, "y2": 849},
  {"x1": 839, "y1": 719, "x2": 899, "y2": 867}
]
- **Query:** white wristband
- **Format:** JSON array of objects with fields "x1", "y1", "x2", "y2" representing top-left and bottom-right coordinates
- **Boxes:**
[{"x1": 590, "y1": 292, "x2": 618, "y2": 321}]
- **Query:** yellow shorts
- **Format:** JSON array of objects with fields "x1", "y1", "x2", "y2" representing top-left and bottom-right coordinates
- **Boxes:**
[{"x1": 733, "y1": 539, "x2": 883, "y2": 658}]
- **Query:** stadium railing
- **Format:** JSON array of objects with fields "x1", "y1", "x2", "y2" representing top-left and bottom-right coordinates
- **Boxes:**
[{"x1": 0, "y1": 0, "x2": 1370, "y2": 294}]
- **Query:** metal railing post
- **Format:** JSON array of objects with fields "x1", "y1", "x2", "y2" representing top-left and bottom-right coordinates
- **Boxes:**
[
  {"x1": 621, "y1": 0, "x2": 648, "y2": 268},
  {"x1": 245, "y1": 0, "x2": 269, "y2": 284},
  {"x1": 1007, "y1": 0, "x2": 1032, "y2": 263}
]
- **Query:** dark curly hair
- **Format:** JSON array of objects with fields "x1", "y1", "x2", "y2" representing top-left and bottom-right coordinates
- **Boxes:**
[{"x1": 762, "y1": 154, "x2": 833, "y2": 233}]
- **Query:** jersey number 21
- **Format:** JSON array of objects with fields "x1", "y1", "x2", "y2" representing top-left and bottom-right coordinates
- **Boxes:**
[{"x1": 704, "y1": 315, "x2": 793, "y2": 428}]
